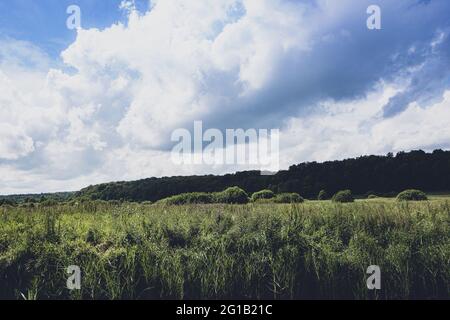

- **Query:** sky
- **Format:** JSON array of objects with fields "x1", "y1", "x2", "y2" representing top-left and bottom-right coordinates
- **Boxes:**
[{"x1": 0, "y1": 0, "x2": 450, "y2": 194}]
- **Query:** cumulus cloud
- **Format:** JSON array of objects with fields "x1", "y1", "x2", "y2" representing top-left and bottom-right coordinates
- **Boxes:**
[
  {"x1": 281, "y1": 86, "x2": 450, "y2": 167},
  {"x1": 0, "y1": 124, "x2": 35, "y2": 160},
  {"x1": 0, "y1": 0, "x2": 450, "y2": 194}
]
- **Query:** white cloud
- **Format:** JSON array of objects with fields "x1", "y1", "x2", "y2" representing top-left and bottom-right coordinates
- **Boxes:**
[
  {"x1": 281, "y1": 86, "x2": 450, "y2": 167},
  {"x1": 373, "y1": 91, "x2": 450, "y2": 151},
  {"x1": 56, "y1": 0, "x2": 315, "y2": 148},
  {"x1": 0, "y1": 124, "x2": 35, "y2": 160}
]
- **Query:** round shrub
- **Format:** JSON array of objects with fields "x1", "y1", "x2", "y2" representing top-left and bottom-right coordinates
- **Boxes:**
[
  {"x1": 367, "y1": 194, "x2": 378, "y2": 199},
  {"x1": 161, "y1": 192, "x2": 214, "y2": 205},
  {"x1": 396, "y1": 189, "x2": 428, "y2": 201},
  {"x1": 332, "y1": 190, "x2": 354, "y2": 203},
  {"x1": 364, "y1": 191, "x2": 377, "y2": 198},
  {"x1": 251, "y1": 190, "x2": 275, "y2": 202},
  {"x1": 215, "y1": 187, "x2": 249, "y2": 204},
  {"x1": 317, "y1": 190, "x2": 329, "y2": 200},
  {"x1": 274, "y1": 193, "x2": 304, "y2": 204}
]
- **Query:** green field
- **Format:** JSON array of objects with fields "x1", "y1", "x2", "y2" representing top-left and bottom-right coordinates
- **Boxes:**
[{"x1": 0, "y1": 198, "x2": 449, "y2": 300}]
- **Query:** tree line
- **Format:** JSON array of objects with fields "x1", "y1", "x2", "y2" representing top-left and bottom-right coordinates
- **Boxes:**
[{"x1": 74, "y1": 149, "x2": 450, "y2": 202}]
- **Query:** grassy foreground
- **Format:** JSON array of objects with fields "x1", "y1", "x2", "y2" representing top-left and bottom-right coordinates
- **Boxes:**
[{"x1": 0, "y1": 199, "x2": 449, "y2": 300}]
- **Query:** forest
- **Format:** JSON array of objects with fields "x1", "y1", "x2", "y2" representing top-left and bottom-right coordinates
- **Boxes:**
[{"x1": 72, "y1": 149, "x2": 450, "y2": 203}]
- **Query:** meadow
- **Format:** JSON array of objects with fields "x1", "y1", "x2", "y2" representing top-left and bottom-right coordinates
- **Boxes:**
[{"x1": 0, "y1": 198, "x2": 449, "y2": 300}]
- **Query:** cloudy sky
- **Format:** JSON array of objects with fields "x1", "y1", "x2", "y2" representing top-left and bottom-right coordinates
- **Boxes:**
[{"x1": 0, "y1": 0, "x2": 449, "y2": 194}]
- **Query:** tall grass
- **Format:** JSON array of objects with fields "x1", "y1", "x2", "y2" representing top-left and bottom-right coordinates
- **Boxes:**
[{"x1": 0, "y1": 200, "x2": 449, "y2": 300}]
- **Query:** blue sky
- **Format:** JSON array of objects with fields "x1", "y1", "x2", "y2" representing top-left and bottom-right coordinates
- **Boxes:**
[
  {"x1": 0, "y1": 0, "x2": 149, "y2": 58},
  {"x1": 0, "y1": 0, "x2": 450, "y2": 194}
]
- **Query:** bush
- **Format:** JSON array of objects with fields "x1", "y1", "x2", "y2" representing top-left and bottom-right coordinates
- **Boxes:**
[
  {"x1": 317, "y1": 190, "x2": 329, "y2": 200},
  {"x1": 215, "y1": 187, "x2": 249, "y2": 204},
  {"x1": 158, "y1": 187, "x2": 250, "y2": 205},
  {"x1": 397, "y1": 189, "x2": 428, "y2": 201},
  {"x1": 160, "y1": 192, "x2": 214, "y2": 205},
  {"x1": 332, "y1": 190, "x2": 354, "y2": 203},
  {"x1": 251, "y1": 190, "x2": 275, "y2": 202},
  {"x1": 274, "y1": 193, "x2": 304, "y2": 204},
  {"x1": 364, "y1": 190, "x2": 377, "y2": 198},
  {"x1": 368, "y1": 194, "x2": 378, "y2": 199}
]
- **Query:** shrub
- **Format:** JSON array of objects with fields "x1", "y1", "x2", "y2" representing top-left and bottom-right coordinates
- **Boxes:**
[
  {"x1": 332, "y1": 190, "x2": 354, "y2": 203},
  {"x1": 317, "y1": 190, "x2": 329, "y2": 200},
  {"x1": 251, "y1": 190, "x2": 275, "y2": 202},
  {"x1": 274, "y1": 193, "x2": 304, "y2": 204},
  {"x1": 160, "y1": 192, "x2": 214, "y2": 205},
  {"x1": 396, "y1": 189, "x2": 428, "y2": 201},
  {"x1": 368, "y1": 194, "x2": 378, "y2": 199},
  {"x1": 364, "y1": 190, "x2": 377, "y2": 198},
  {"x1": 158, "y1": 187, "x2": 250, "y2": 205},
  {"x1": 215, "y1": 187, "x2": 249, "y2": 204}
]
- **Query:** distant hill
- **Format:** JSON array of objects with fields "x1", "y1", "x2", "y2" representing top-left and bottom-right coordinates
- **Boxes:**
[{"x1": 76, "y1": 149, "x2": 450, "y2": 202}]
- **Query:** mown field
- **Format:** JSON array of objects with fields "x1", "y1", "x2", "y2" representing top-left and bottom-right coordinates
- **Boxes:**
[{"x1": 0, "y1": 198, "x2": 449, "y2": 300}]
